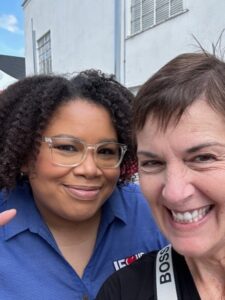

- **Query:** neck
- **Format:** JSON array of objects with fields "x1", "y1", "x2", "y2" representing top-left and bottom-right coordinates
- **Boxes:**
[
  {"x1": 46, "y1": 211, "x2": 101, "y2": 278},
  {"x1": 47, "y1": 211, "x2": 101, "y2": 246},
  {"x1": 185, "y1": 250, "x2": 225, "y2": 300}
]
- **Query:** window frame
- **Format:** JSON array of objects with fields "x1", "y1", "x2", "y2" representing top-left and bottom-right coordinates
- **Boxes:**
[
  {"x1": 130, "y1": 0, "x2": 186, "y2": 36},
  {"x1": 37, "y1": 31, "x2": 52, "y2": 74}
]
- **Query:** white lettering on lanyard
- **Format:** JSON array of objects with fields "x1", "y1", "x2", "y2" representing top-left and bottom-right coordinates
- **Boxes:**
[{"x1": 156, "y1": 245, "x2": 178, "y2": 300}]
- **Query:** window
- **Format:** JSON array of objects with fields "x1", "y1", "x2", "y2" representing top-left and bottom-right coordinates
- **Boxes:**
[
  {"x1": 37, "y1": 31, "x2": 52, "y2": 74},
  {"x1": 131, "y1": 0, "x2": 184, "y2": 35}
]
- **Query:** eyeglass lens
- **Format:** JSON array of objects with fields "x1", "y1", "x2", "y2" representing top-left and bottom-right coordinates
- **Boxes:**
[{"x1": 49, "y1": 137, "x2": 124, "y2": 168}]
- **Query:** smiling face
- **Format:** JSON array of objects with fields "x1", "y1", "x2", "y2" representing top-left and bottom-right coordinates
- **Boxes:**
[
  {"x1": 136, "y1": 99, "x2": 225, "y2": 258},
  {"x1": 24, "y1": 99, "x2": 120, "y2": 225}
]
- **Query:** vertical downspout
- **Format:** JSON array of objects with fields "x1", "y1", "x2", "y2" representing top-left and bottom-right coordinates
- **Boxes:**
[
  {"x1": 114, "y1": 0, "x2": 121, "y2": 82},
  {"x1": 31, "y1": 18, "x2": 37, "y2": 74}
]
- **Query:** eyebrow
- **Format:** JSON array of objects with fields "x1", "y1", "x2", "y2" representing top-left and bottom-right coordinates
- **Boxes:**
[
  {"x1": 186, "y1": 142, "x2": 225, "y2": 153},
  {"x1": 137, "y1": 142, "x2": 225, "y2": 157},
  {"x1": 137, "y1": 151, "x2": 159, "y2": 158},
  {"x1": 49, "y1": 134, "x2": 118, "y2": 143},
  {"x1": 52, "y1": 134, "x2": 76, "y2": 138}
]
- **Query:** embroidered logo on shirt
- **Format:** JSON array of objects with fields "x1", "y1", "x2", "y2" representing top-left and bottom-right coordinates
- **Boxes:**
[{"x1": 113, "y1": 252, "x2": 144, "y2": 270}]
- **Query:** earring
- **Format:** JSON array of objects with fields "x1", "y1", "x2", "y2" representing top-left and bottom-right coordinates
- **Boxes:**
[{"x1": 20, "y1": 171, "x2": 27, "y2": 179}]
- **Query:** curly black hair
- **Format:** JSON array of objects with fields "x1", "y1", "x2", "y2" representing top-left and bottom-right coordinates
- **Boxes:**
[{"x1": 0, "y1": 70, "x2": 137, "y2": 189}]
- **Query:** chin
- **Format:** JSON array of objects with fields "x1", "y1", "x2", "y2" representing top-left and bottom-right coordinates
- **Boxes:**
[
  {"x1": 170, "y1": 238, "x2": 210, "y2": 258},
  {"x1": 67, "y1": 213, "x2": 95, "y2": 223},
  {"x1": 73, "y1": 209, "x2": 100, "y2": 223}
]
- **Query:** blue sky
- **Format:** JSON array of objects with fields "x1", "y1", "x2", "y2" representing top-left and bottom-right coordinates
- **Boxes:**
[{"x1": 0, "y1": 0, "x2": 24, "y2": 57}]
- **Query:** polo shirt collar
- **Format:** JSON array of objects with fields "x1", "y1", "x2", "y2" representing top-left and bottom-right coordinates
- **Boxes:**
[{"x1": 102, "y1": 184, "x2": 129, "y2": 225}]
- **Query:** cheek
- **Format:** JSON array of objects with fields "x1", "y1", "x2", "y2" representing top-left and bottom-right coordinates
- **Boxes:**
[
  {"x1": 29, "y1": 155, "x2": 69, "y2": 180},
  {"x1": 193, "y1": 172, "x2": 225, "y2": 205},
  {"x1": 139, "y1": 174, "x2": 160, "y2": 202},
  {"x1": 103, "y1": 169, "x2": 120, "y2": 184},
  {"x1": 139, "y1": 177, "x2": 163, "y2": 226},
  {"x1": 139, "y1": 175, "x2": 164, "y2": 220}
]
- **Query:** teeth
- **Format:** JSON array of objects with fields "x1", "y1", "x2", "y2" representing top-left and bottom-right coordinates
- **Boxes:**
[{"x1": 171, "y1": 206, "x2": 211, "y2": 224}]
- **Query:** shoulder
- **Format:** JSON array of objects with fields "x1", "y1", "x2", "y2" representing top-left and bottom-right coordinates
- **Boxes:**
[
  {"x1": 117, "y1": 183, "x2": 149, "y2": 207},
  {"x1": 117, "y1": 250, "x2": 157, "y2": 278},
  {"x1": 117, "y1": 183, "x2": 168, "y2": 239},
  {"x1": 0, "y1": 190, "x2": 8, "y2": 211},
  {"x1": 0, "y1": 183, "x2": 33, "y2": 212},
  {"x1": 96, "y1": 251, "x2": 157, "y2": 300},
  {"x1": 118, "y1": 182, "x2": 143, "y2": 195},
  {"x1": 117, "y1": 183, "x2": 162, "y2": 228},
  {"x1": 116, "y1": 183, "x2": 156, "y2": 226}
]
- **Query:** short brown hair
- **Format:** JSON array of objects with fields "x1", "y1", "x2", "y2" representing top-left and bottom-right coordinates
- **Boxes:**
[{"x1": 133, "y1": 52, "x2": 225, "y2": 133}]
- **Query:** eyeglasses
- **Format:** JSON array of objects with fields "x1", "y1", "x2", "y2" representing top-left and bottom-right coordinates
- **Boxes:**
[{"x1": 42, "y1": 136, "x2": 127, "y2": 168}]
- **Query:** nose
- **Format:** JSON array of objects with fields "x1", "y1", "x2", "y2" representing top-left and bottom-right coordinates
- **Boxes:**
[
  {"x1": 72, "y1": 149, "x2": 102, "y2": 178},
  {"x1": 162, "y1": 163, "x2": 195, "y2": 204}
]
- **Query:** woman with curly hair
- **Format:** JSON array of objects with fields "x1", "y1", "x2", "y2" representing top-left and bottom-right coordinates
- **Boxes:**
[{"x1": 0, "y1": 70, "x2": 166, "y2": 300}]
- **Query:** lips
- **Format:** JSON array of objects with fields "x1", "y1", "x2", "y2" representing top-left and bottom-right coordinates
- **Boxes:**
[{"x1": 64, "y1": 184, "x2": 101, "y2": 200}]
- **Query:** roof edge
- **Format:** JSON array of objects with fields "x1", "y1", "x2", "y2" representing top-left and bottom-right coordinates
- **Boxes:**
[{"x1": 22, "y1": 0, "x2": 31, "y2": 8}]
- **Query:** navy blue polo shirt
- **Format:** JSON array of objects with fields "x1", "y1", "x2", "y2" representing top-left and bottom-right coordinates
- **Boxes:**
[{"x1": 0, "y1": 183, "x2": 167, "y2": 300}]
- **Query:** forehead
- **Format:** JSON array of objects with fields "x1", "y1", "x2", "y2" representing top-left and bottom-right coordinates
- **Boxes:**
[
  {"x1": 43, "y1": 99, "x2": 117, "y2": 141},
  {"x1": 137, "y1": 99, "x2": 225, "y2": 151}
]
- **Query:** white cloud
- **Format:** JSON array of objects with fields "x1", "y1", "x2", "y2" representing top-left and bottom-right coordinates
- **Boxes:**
[{"x1": 0, "y1": 14, "x2": 22, "y2": 34}]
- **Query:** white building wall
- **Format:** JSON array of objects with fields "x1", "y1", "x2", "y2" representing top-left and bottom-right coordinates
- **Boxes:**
[
  {"x1": 124, "y1": 0, "x2": 225, "y2": 91},
  {"x1": 23, "y1": 0, "x2": 225, "y2": 91},
  {"x1": 23, "y1": 0, "x2": 115, "y2": 76}
]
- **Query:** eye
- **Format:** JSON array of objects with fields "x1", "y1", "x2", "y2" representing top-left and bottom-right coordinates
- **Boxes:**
[
  {"x1": 191, "y1": 153, "x2": 217, "y2": 163},
  {"x1": 139, "y1": 159, "x2": 165, "y2": 173},
  {"x1": 53, "y1": 144, "x2": 79, "y2": 152},
  {"x1": 186, "y1": 153, "x2": 220, "y2": 171},
  {"x1": 98, "y1": 147, "x2": 116, "y2": 156}
]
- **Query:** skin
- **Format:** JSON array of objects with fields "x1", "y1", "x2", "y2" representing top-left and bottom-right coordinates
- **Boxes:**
[
  {"x1": 23, "y1": 99, "x2": 120, "y2": 226},
  {"x1": 0, "y1": 209, "x2": 16, "y2": 225},
  {"x1": 137, "y1": 98, "x2": 225, "y2": 298}
]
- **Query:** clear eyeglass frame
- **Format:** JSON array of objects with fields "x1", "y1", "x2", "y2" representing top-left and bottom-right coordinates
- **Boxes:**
[{"x1": 42, "y1": 136, "x2": 127, "y2": 169}]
